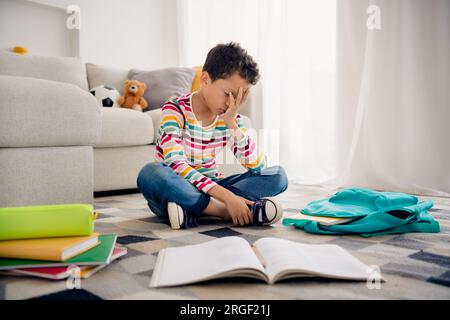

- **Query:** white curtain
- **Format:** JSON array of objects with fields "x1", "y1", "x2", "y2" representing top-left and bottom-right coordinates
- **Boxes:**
[
  {"x1": 176, "y1": 0, "x2": 450, "y2": 196},
  {"x1": 176, "y1": 0, "x2": 337, "y2": 184},
  {"x1": 335, "y1": 0, "x2": 450, "y2": 196}
]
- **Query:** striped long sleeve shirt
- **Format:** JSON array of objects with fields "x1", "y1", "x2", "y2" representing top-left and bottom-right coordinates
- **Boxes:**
[{"x1": 154, "y1": 92, "x2": 266, "y2": 193}]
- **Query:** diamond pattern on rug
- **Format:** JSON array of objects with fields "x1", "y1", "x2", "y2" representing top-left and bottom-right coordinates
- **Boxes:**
[
  {"x1": 384, "y1": 235, "x2": 431, "y2": 251},
  {"x1": 3, "y1": 185, "x2": 450, "y2": 300},
  {"x1": 199, "y1": 227, "x2": 242, "y2": 238},
  {"x1": 117, "y1": 235, "x2": 158, "y2": 245},
  {"x1": 327, "y1": 237, "x2": 374, "y2": 251},
  {"x1": 409, "y1": 251, "x2": 450, "y2": 269},
  {"x1": 136, "y1": 269, "x2": 154, "y2": 279},
  {"x1": 118, "y1": 254, "x2": 157, "y2": 274},
  {"x1": 427, "y1": 270, "x2": 450, "y2": 287},
  {"x1": 123, "y1": 247, "x2": 147, "y2": 259},
  {"x1": 138, "y1": 216, "x2": 167, "y2": 224},
  {"x1": 380, "y1": 259, "x2": 448, "y2": 280},
  {"x1": 28, "y1": 289, "x2": 103, "y2": 300},
  {"x1": 236, "y1": 233, "x2": 265, "y2": 244}
]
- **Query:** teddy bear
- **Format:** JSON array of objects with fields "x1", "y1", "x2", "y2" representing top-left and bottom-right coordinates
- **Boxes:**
[{"x1": 117, "y1": 80, "x2": 148, "y2": 111}]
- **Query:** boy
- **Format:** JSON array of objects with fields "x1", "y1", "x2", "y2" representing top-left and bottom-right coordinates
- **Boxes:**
[{"x1": 137, "y1": 42, "x2": 288, "y2": 229}]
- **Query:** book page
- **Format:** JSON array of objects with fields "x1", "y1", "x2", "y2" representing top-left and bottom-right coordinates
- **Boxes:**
[
  {"x1": 253, "y1": 238, "x2": 370, "y2": 283},
  {"x1": 150, "y1": 236, "x2": 266, "y2": 287}
]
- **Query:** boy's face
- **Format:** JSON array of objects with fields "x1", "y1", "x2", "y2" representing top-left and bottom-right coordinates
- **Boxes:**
[{"x1": 200, "y1": 71, "x2": 250, "y2": 116}]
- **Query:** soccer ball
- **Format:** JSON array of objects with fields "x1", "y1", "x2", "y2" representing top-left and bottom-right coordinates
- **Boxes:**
[{"x1": 89, "y1": 85, "x2": 120, "y2": 108}]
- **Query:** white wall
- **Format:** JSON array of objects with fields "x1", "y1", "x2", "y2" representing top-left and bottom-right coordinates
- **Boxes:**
[
  {"x1": 76, "y1": 0, "x2": 178, "y2": 70},
  {"x1": 0, "y1": 0, "x2": 77, "y2": 57},
  {"x1": 0, "y1": 0, "x2": 179, "y2": 70}
]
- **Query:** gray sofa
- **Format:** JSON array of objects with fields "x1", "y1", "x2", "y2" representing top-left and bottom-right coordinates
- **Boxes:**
[{"x1": 0, "y1": 51, "x2": 249, "y2": 207}]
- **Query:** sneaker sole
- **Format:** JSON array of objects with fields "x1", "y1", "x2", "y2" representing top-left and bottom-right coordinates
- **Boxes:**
[
  {"x1": 167, "y1": 202, "x2": 183, "y2": 230},
  {"x1": 263, "y1": 197, "x2": 284, "y2": 225}
]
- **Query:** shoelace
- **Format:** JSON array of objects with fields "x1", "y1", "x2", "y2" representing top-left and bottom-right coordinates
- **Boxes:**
[
  {"x1": 181, "y1": 200, "x2": 270, "y2": 228},
  {"x1": 182, "y1": 210, "x2": 198, "y2": 229},
  {"x1": 250, "y1": 199, "x2": 268, "y2": 225}
]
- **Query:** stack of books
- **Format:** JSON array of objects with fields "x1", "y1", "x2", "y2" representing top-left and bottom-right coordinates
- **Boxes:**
[
  {"x1": 0, "y1": 204, "x2": 128, "y2": 280},
  {"x1": 0, "y1": 233, "x2": 127, "y2": 280}
]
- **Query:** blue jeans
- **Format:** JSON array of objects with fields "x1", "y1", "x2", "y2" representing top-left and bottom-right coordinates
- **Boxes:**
[{"x1": 137, "y1": 162, "x2": 288, "y2": 219}]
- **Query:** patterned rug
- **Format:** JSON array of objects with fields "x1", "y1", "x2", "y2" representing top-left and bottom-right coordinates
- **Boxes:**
[{"x1": 1, "y1": 185, "x2": 450, "y2": 300}]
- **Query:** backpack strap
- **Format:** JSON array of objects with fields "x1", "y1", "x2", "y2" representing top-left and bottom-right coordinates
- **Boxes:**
[{"x1": 169, "y1": 98, "x2": 186, "y2": 129}]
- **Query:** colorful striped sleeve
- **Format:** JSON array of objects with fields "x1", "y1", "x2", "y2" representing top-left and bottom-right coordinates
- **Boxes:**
[
  {"x1": 156, "y1": 102, "x2": 218, "y2": 193},
  {"x1": 228, "y1": 114, "x2": 267, "y2": 172}
]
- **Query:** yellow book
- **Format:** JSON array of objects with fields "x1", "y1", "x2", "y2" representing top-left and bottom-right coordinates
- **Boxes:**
[{"x1": 0, "y1": 233, "x2": 99, "y2": 261}]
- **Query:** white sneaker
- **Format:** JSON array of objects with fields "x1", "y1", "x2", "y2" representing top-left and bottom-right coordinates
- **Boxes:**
[
  {"x1": 250, "y1": 197, "x2": 283, "y2": 225},
  {"x1": 167, "y1": 202, "x2": 198, "y2": 229},
  {"x1": 167, "y1": 202, "x2": 185, "y2": 229}
]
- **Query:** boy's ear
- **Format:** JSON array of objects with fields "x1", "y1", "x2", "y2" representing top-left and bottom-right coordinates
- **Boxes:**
[{"x1": 201, "y1": 71, "x2": 210, "y2": 87}]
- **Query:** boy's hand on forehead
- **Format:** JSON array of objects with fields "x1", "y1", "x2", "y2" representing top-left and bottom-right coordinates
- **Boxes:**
[
  {"x1": 221, "y1": 87, "x2": 248, "y2": 130},
  {"x1": 231, "y1": 87, "x2": 250, "y2": 105}
]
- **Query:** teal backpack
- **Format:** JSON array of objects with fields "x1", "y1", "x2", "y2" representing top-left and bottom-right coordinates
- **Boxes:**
[{"x1": 282, "y1": 187, "x2": 440, "y2": 237}]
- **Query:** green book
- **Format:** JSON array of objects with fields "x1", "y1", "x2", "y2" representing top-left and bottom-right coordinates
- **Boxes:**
[{"x1": 0, "y1": 234, "x2": 117, "y2": 270}]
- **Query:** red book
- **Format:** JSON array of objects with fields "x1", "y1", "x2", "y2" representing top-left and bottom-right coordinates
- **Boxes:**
[{"x1": 6, "y1": 246, "x2": 127, "y2": 280}]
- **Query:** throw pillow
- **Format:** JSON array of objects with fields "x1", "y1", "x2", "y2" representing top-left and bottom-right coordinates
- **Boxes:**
[
  {"x1": 191, "y1": 66, "x2": 203, "y2": 92},
  {"x1": 128, "y1": 67, "x2": 196, "y2": 111},
  {"x1": 86, "y1": 63, "x2": 129, "y2": 95}
]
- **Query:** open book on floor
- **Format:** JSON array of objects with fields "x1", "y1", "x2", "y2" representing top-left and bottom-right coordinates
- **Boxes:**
[{"x1": 150, "y1": 236, "x2": 379, "y2": 288}]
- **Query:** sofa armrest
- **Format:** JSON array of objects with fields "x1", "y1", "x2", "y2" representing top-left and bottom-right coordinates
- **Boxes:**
[
  {"x1": 145, "y1": 108, "x2": 162, "y2": 144},
  {"x1": 0, "y1": 75, "x2": 101, "y2": 147}
]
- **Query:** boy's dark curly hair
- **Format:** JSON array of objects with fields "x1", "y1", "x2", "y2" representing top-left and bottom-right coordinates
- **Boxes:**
[{"x1": 202, "y1": 42, "x2": 260, "y2": 85}]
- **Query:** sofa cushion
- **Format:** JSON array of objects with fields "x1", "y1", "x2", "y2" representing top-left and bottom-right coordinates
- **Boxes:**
[
  {"x1": 145, "y1": 108, "x2": 162, "y2": 143},
  {"x1": 0, "y1": 51, "x2": 88, "y2": 91},
  {"x1": 86, "y1": 63, "x2": 129, "y2": 95},
  {"x1": 128, "y1": 67, "x2": 196, "y2": 111},
  {"x1": 95, "y1": 108, "x2": 154, "y2": 148},
  {"x1": 0, "y1": 75, "x2": 100, "y2": 148}
]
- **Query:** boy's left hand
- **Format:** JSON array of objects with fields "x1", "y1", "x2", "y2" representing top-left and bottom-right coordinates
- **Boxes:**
[{"x1": 221, "y1": 87, "x2": 249, "y2": 130}]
